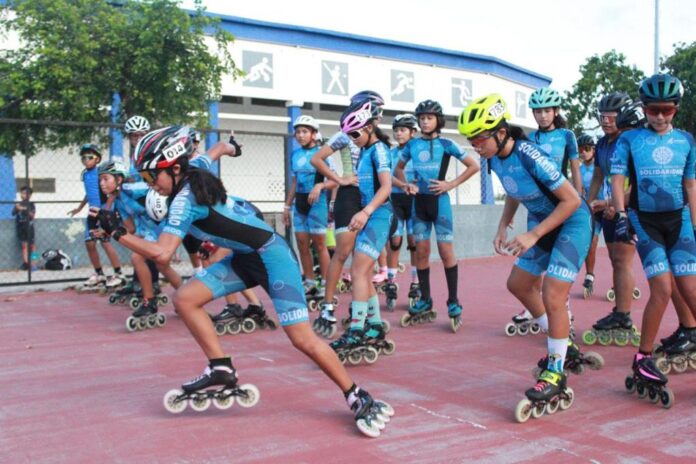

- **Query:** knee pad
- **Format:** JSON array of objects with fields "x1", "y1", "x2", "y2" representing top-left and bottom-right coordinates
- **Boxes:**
[
  {"x1": 389, "y1": 237, "x2": 403, "y2": 251},
  {"x1": 407, "y1": 244, "x2": 416, "y2": 252}
]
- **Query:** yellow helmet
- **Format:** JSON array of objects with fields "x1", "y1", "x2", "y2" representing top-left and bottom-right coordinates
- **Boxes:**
[{"x1": 458, "y1": 94, "x2": 511, "y2": 138}]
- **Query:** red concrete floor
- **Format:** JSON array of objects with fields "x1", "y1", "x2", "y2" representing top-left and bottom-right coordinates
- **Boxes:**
[{"x1": 1, "y1": 249, "x2": 695, "y2": 463}]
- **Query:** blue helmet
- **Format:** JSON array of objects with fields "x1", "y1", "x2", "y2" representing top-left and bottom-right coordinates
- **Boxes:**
[
  {"x1": 528, "y1": 87, "x2": 562, "y2": 109},
  {"x1": 639, "y1": 73, "x2": 683, "y2": 104}
]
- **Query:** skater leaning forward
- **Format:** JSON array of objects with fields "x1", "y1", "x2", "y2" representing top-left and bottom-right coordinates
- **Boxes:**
[
  {"x1": 90, "y1": 125, "x2": 393, "y2": 438},
  {"x1": 459, "y1": 94, "x2": 599, "y2": 423}
]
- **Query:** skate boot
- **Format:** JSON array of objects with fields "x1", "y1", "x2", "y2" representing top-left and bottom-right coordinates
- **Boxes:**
[
  {"x1": 582, "y1": 307, "x2": 640, "y2": 346},
  {"x1": 606, "y1": 286, "x2": 642, "y2": 302},
  {"x1": 126, "y1": 298, "x2": 166, "y2": 332},
  {"x1": 407, "y1": 282, "x2": 421, "y2": 309},
  {"x1": 515, "y1": 370, "x2": 574, "y2": 423},
  {"x1": 330, "y1": 328, "x2": 378, "y2": 365},
  {"x1": 313, "y1": 302, "x2": 338, "y2": 339},
  {"x1": 108, "y1": 279, "x2": 140, "y2": 305},
  {"x1": 211, "y1": 303, "x2": 245, "y2": 335},
  {"x1": 105, "y1": 274, "x2": 127, "y2": 291},
  {"x1": 364, "y1": 322, "x2": 396, "y2": 356},
  {"x1": 400, "y1": 297, "x2": 436, "y2": 327},
  {"x1": 625, "y1": 353, "x2": 674, "y2": 408},
  {"x1": 163, "y1": 360, "x2": 260, "y2": 413},
  {"x1": 345, "y1": 385, "x2": 395, "y2": 438},
  {"x1": 582, "y1": 273, "x2": 594, "y2": 299},
  {"x1": 384, "y1": 281, "x2": 399, "y2": 311},
  {"x1": 534, "y1": 341, "x2": 605, "y2": 377},
  {"x1": 76, "y1": 273, "x2": 107, "y2": 294},
  {"x1": 448, "y1": 299, "x2": 463, "y2": 333},
  {"x1": 128, "y1": 282, "x2": 169, "y2": 310},
  {"x1": 242, "y1": 304, "x2": 277, "y2": 331},
  {"x1": 504, "y1": 309, "x2": 543, "y2": 337},
  {"x1": 654, "y1": 327, "x2": 696, "y2": 375}
]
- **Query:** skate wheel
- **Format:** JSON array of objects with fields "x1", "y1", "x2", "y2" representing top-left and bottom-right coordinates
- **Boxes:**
[
  {"x1": 428, "y1": 310, "x2": 437, "y2": 322},
  {"x1": 146, "y1": 315, "x2": 158, "y2": 329},
  {"x1": 450, "y1": 316, "x2": 462, "y2": 333},
  {"x1": 584, "y1": 351, "x2": 605, "y2": 370},
  {"x1": 597, "y1": 332, "x2": 612, "y2": 346},
  {"x1": 137, "y1": 318, "x2": 148, "y2": 331},
  {"x1": 648, "y1": 387, "x2": 660, "y2": 404},
  {"x1": 504, "y1": 323, "x2": 517, "y2": 337},
  {"x1": 129, "y1": 297, "x2": 141, "y2": 311},
  {"x1": 408, "y1": 297, "x2": 415, "y2": 308},
  {"x1": 400, "y1": 313, "x2": 411, "y2": 328},
  {"x1": 213, "y1": 392, "x2": 235, "y2": 410},
  {"x1": 398, "y1": 262, "x2": 406, "y2": 273},
  {"x1": 227, "y1": 321, "x2": 242, "y2": 335},
  {"x1": 688, "y1": 352, "x2": 696, "y2": 370},
  {"x1": 156, "y1": 314, "x2": 166, "y2": 327},
  {"x1": 606, "y1": 289, "x2": 615, "y2": 302},
  {"x1": 517, "y1": 324, "x2": 529, "y2": 336},
  {"x1": 630, "y1": 332, "x2": 641, "y2": 347},
  {"x1": 581, "y1": 332, "x2": 594, "y2": 349},
  {"x1": 159, "y1": 295, "x2": 170, "y2": 305},
  {"x1": 382, "y1": 320, "x2": 391, "y2": 334},
  {"x1": 126, "y1": 316, "x2": 138, "y2": 332},
  {"x1": 341, "y1": 316, "x2": 350, "y2": 330},
  {"x1": 265, "y1": 319, "x2": 277, "y2": 330},
  {"x1": 348, "y1": 351, "x2": 363, "y2": 365},
  {"x1": 655, "y1": 357, "x2": 671, "y2": 375},
  {"x1": 387, "y1": 299, "x2": 396, "y2": 311},
  {"x1": 189, "y1": 395, "x2": 211, "y2": 412},
  {"x1": 163, "y1": 389, "x2": 187, "y2": 414},
  {"x1": 356, "y1": 417, "x2": 381, "y2": 438},
  {"x1": 363, "y1": 347, "x2": 379, "y2": 364},
  {"x1": 308, "y1": 300, "x2": 318, "y2": 312},
  {"x1": 545, "y1": 397, "x2": 560, "y2": 415},
  {"x1": 338, "y1": 352, "x2": 347, "y2": 364},
  {"x1": 531, "y1": 402, "x2": 545, "y2": 418},
  {"x1": 529, "y1": 324, "x2": 540, "y2": 335},
  {"x1": 672, "y1": 355, "x2": 688, "y2": 374},
  {"x1": 660, "y1": 388, "x2": 674, "y2": 409},
  {"x1": 215, "y1": 322, "x2": 227, "y2": 336},
  {"x1": 237, "y1": 383, "x2": 260, "y2": 408},
  {"x1": 559, "y1": 387, "x2": 574, "y2": 410},
  {"x1": 326, "y1": 324, "x2": 337, "y2": 339},
  {"x1": 633, "y1": 288, "x2": 641, "y2": 300},
  {"x1": 625, "y1": 376, "x2": 636, "y2": 393},
  {"x1": 374, "y1": 400, "x2": 395, "y2": 417},
  {"x1": 583, "y1": 287, "x2": 591, "y2": 300},
  {"x1": 613, "y1": 331, "x2": 629, "y2": 346},
  {"x1": 242, "y1": 318, "x2": 256, "y2": 334},
  {"x1": 382, "y1": 340, "x2": 396, "y2": 356},
  {"x1": 108, "y1": 295, "x2": 119, "y2": 305},
  {"x1": 571, "y1": 364, "x2": 586, "y2": 375},
  {"x1": 118, "y1": 297, "x2": 127, "y2": 305},
  {"x1": 514, "y1": 399, "x2": 532, "y2": 423},
  {"x1": 636, "y1": 383, "x2": 647, "y2": 399}
]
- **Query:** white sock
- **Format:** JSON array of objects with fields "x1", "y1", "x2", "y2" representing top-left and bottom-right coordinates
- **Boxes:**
[
  {"x1": 534, "y1": 313, "x2": 549, "y2": 332},
  {"x1": 547, "y1": 337, "x2": 569, "y2": 373}
]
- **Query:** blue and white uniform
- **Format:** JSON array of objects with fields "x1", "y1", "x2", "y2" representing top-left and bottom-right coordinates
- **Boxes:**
[
  {"x1": 580, "y1": 162, "x2": 603, "y2": 237},
  {"x1": 327, "y1": 131, "x2": 363, "y2": 234},
  {"x1": 82, "y1": 167, "x2": 108, "y2": 241},
  {"x1": 290, "y1": 145, "x2": 335, "y2": 235},
  {"x1": 529, "y1": 128, "x2": 578, "y2": 178}
]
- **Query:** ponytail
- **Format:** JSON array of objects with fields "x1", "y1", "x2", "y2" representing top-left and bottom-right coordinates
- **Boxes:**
[
  {"x1": 374, "y1": 126, "x2": 391, "y2": 145},
  {"x1": 169, "y1": 156, "x2": 227, "y2": 207}
]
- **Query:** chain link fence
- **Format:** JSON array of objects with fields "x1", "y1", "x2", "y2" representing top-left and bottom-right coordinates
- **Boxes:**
[{"x1": 0, "y1": 119, "x2": 288, "y2": 286}]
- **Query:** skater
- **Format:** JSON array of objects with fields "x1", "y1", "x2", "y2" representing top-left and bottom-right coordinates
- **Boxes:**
[
  {"x1": 12, "y1": 185, "x2": 37, "y2": 271},
  {"x1": 386, "y1": 114, "x2": 420, "y2": 310},
  {"x1": 310, "y1": 90, "x2": 385, "y2": 338},
  {"x1": 459, "y1": 94, "x2": 592, "y2": 421},
  {"x1": 67, "y1": 144, "x2": 124, "y2": 290},
  {"x1": 283, "y1": 115, "x2": 335, "y2": 311},
  {"x1": 611, "y1": 74, "x2": 696, "y2": 408},
  {"x1": 92, "y1": 126, "x2": 393, "y2": 437},
  {"x1": 577, "y1": 134, "x2": 602, "y2": 299},
  {"x1": 326, "y1": 98, "x2": 395, "y2": 364},
  {"x1": 395, "y1": 99, "x2": 480, "y2": 332}
]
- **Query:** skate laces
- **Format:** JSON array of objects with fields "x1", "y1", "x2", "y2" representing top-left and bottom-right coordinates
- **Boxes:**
[{"x1": 185, "y1": 366, "x2": 213, "y2": 385}]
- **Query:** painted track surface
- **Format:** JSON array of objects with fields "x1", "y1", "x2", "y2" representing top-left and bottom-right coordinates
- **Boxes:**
[{"x1": 2, "y1": 249, "x2": 695, "y2": 463}]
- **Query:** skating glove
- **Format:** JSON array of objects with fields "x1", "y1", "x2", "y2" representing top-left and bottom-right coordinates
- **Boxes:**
[
  {"x1": 614, "y1": 211, "x2": 634, "y2": 244},
  {"x1": 96, "y1": 209, "x2": 123, "y2": 234},
  {"x1": 198, "y1": 241, "x2": 218, "y2": 260},
  {"x1": 228, "y1": 135, "x2": 242, "y2": 157}
]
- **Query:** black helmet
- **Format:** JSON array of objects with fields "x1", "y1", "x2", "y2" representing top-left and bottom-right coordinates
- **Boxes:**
[
  {"x1": 597, "y1": 92, "x2": 631, "y2": 113},
  {"x1": 639, "y1": 73, "x2": 683, "y2": 104},
  {"x1": 576, "y1": 134, "x2": 595, "y2": 147},
  {"x1": 392, "y1": 113, "x2": 418, "y2": 130},
  {"x1": 350, "y1": 90, "x2": 384, "y2": 107},
  {"x1": 415, "y1": 99, "x2": 445, "y2": 132},
  {"x1": 616, "y1": 101, "x2": 646, "y2": 130}
]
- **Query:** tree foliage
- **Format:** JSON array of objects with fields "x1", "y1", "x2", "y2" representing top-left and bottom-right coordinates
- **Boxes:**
[
  {"x1": 0, "y1": 0, "x2": 240, "y2": 156},
  {"x1": 662, "y1": 41, "x2": 696, "y2": 135},
  {"x1": 563, "y1": 50, "x2": 645, "y2": 134}
]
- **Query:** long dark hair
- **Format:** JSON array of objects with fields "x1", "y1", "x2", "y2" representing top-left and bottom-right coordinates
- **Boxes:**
[
  {"x1": 552, "y1": 114, "x2": 567, "y2": 129},
  {"x1": 170, "y1": 157, "x2": 227, "y2": 206},
  {"x1": 373, "y1": 125, "x2": 391, "y2": 145},
  {"x1": 502, "y1": 122, "x2": 529, "y2": 141}
]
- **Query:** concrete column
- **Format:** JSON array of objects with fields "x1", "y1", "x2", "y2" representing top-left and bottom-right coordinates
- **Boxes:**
[
  {"x1": 110, "y1": 92, "x2": 124, "y2": 162},
  {"x1": 207, "y1": 100, "x2": 220, "y2": 176}
]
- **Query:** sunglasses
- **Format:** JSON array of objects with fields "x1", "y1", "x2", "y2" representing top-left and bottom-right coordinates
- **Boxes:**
[
  {"x1": 81, "y1": 154, "x2": 98, "y2": 161},
  {"x1": 644, "y1": 106, "x2": 677, "y2": 117},
  {"x1": 139, "y1": 169, "x2": 159, "y2": 184},
  {"x1": 597, "y1": 113, "x2": 616, "y2": 123},
  {"x1": 468, "y1": 131, "x2": 496, "y2": 147},
  {"x1": 347, "y1": 128, "x2": 365, "y2": 140}
]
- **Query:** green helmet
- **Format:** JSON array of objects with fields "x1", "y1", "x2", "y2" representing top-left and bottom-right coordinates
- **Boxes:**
[
  {"x1": 528, "y1": 87, "x2": 562, "y2": 109},
  {"x1": 576, "y1": 134, "x2": 595, "y2": 147},
  {"x1": 639, "y1": 73, "x2": 682, "y2": 104},
  {"x1": 98, "y1": 161, "x2": 128, "y2": 178}
]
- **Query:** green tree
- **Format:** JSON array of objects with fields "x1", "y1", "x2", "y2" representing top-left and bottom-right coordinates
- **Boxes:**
[
  {"x1": 0, "y1": 0, "x2": 240, "y2": 156},
  {"x1": 564, "y1": 50, "x2": 645, "y2": 134},
  {"x1": 662, "y1": 41, "x2": 696, "y2": 135}
]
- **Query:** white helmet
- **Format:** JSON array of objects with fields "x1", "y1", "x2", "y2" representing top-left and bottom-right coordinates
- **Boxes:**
[
  {"x1": 293, "y1": 115, "x2": 320, "y2": 131},
  {"x1": 124, "y1": 115, "x2": 151, "y2": 134},
  {"x1": 145, "y1": 189, "x2": 168, "y2": 222}
]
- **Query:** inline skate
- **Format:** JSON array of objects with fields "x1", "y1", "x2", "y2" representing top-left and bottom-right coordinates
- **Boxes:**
[
  {"x1": 504, "y1": 309, "x2": 542, "y2": 336},
  {"x1": 533, "y1": 341, "x2": 604, "y2": 378},
  {"x1": 383, "y1": 281, "x2": 399, "y2": 311},
  {"x1": 364, "y1": 322, "x2": 396, "y2": 356},
  {"x1": 211, "y1": 303, "x2": 276, "y2": 335},
  {"x1": 313, "y1": 301, "x2": 338, "y2": 338},
  {"x1": 582, "y1": 273, "x2": 594, "y2": 299},
  {"x1": 654, "y1": 326, "x2": 696, "y2": 375},
  {"x1": 448, "y1": 300, "x2": 463, "y2": 333},
  {"x1": 128, "y1": 283, "x2": 169, "y2": 310},
  {"x1": 372, "y1": 271, "x2": 388, "y2": 294},
  {"x1": 108, "y1": 279, "x2": 140, "y2": 305},
  {"x1": 304, "y1": 282, "x2": 326, "y2": 312},
  {"x1": 625, "y1": 353, "x2": 674, "y2": 408},
  {"x1": 337, "y1": 271, "x2": 352, "y2": 293},
  {"x1": 76, "y1": 273, "x2": 108, "y2": 295},
  {"x1": 400, "y1": 297, "x2": 436, "y2": 327},
  {"x1": 163, "y1": 361, "x2": 260, "y2": 413},
  {"x1": 515, "y1": 370, "x2": 574, "y2": 423},
  {"x1": 606, "y1": 286, "x2": 641, "y2": 302},
  {"x1": 345, "y1": 385, "x2": 395, "y2": 438},
  {"x1": 407, "y1": 282, "x2": 421, "y2": 308},
  {"x1": 125, "y1": 298, "x2": 166, "y2": 332},
  {"x1": 330, "y1": 328, "x2": 379, "y2": 365},
  {"x1": 582, "y1": 308, "x2": 640, "y2": 346}
]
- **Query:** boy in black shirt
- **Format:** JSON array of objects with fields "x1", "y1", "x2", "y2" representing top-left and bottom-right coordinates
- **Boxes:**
[{"x1": 12, "y1": 186, "x2": 37, "y2": 270}]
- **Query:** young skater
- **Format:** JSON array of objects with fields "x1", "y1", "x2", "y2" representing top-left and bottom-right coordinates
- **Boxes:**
[
  {"x1": 13, "y1": 186, "x2": 37, "y2": 271},
  {"x1": 577, "y1": 134, "x2": 601, "y2": 298}
]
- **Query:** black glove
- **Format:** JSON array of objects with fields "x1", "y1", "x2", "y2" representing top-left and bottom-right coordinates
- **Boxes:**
[
  {"x1": 229, "y1": 135, "x2": 242, "y2": 157},
  {"x1": 96, "y1": 209, "x2": 123, "y2": 234},
  {"x1": 614, "y1": 211, "x2": 634, "y2": 244}
]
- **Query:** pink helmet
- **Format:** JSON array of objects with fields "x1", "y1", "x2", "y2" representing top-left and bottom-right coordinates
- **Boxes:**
[{"x1": 340, "y1": 99, "x2": 380, "y2": 134}]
